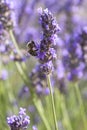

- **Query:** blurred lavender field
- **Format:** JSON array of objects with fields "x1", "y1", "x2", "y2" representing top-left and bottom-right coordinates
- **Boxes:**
[{"x1": 0, "y1": 0, "x2": 87, "y2": 130}]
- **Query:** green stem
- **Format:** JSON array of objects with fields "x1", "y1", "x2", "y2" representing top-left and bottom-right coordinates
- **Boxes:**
[
  {"x1": 9, "y1": 30, "x2": 20, "y2": 54},
  {"x1": 9, "y1": 30, "x2": 27, "y2": 72},
  {"x1": 47, "y1": 75, "x2": 58, "y2": 130},
  {"x1": 9, "y1": 30, "x2": 32, "y2": 92},
  {"x1": 33, "y1": 97, "x2": 51, "y2": 130},
  {"x1": 59, "y1": 92, "x2": 72, "y2": 130},
  {"x1": 74, "y1": 83, "x2": 87, "y2": 130}
]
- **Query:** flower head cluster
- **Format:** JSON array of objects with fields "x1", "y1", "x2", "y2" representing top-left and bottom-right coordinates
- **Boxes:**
[
  {"x1": 7, "y1": 107, "x2": 30, "y2": 130},
  {"x1": 0, "y1": 29, "x2": 14, "y2": 65},
  {"x1": 39, "y1": 8, "x2": 59, "y2": 40},
  {"x1": 0, "y1": 0, "x2": 13, "y2": 31},
  {"x1": 0, "y1": 31, "x2": 13, "y2": 54},
  {"x1": 77, "y1": 26, "x2": 87, "y2": 65},
  {"x1": 27, "y1": 8, "x2": 60, "y2": 74},
  {"x1": 0, "y1": 1, "x2": 14, "y2": 64},
  {"x1": 63, "y1": 34, "x2": 84, "y2": 81}
]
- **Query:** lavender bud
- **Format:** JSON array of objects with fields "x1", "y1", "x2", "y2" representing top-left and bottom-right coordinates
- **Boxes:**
[
  {"x1": 39, "y1": 8, "x2": 60, "y2": 36},
  {"x1": 0, "y1": 1, "x2": 13, "y2": 30},
  {"x1": 63, "y1": 34, "x2": 84, "y2": 81},
  {"x1": 38, "y1": 48, "x2": 56, "y2": 63},
  {"x1": 7, "y1": 107, "x2": 30, "y2": 130},
  {"x1": 78, "y1": 26, "x2": 87, "y2": 64},
  {"x1": 40, "y1": 61, "x2": 54, "y2": 75}
]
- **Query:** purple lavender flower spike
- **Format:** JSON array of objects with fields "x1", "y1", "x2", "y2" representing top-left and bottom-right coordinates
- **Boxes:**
[
  {"x1": 77, "y1": 26, "x2": 87, "y2": 65},
  {"x1": 27, "y1": 8, "x2": 60, "y2": 75},
  {"x1": 0, "y1": 0, "x2": 13, "y2": 31},
  {"x1": 38, "y1": 8, "x2": 60, "y2": 74},
  {"x1": 7, "y1": 107, "x2": 30, "y2": 130},
  {"x1": 38, "y1": 8, "x2": 60, "y2": 34},
  {"x1": 63, "y1": 33, "x2": 84, "y2": 81}
]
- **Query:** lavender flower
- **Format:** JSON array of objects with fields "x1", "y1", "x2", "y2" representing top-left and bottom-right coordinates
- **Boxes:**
[
  {"x1": 77, "y1": 26, "x2": 87, "y2": 65},
  {"x1": 27, "y1": 8, "x2": 60, "y2": 74},
  {"x1": 63, "y1": 34, "x2": 84, "y2": 81},
  {"x1": 38, "y1": 8, "x2": 60, "y2": 38},
  {"x1": 38, "y1": 48, "x2": 56, "y2": 63},
  {"x1": 0, "y1": 0, "x2": 13, "y2": 31},
  {"x1": 40, "y1": 61, "x2": 54, "y2": 74},
  {"x1": 7, "y1": 107, "x2": 30, "y2": 130},
  {"x1": 0, "y1": 1, "x2": 15, "y2": 65}
]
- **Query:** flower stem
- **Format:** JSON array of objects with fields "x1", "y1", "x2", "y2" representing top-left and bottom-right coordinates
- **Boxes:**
[
  {"x1": 74, "y1": 83, "x2": 87, "y2": 130},
  {"x1": 9, "y1": 30, "x2": 27, "y2": 72},
  {"x1": 9, "y1": 30, "x2": 31, "y2": 89},
  {"x1": 9, "y1": 30, "x2": 20, "y2": 53},
  {"x1": 59, "y1": 92, "x2": 73, "y2": 130},
  {"x1": 33, "y1": 97, "x2": 51, "y2": 130},
  {"x1": 47, "y1": 75, "x2": 58, "y2": 130}
]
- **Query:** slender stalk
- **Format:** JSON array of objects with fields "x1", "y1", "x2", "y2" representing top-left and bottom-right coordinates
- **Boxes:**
[
  {"x1": 59, "y1": 93, "x2": 73, "y2": 130},
  {"x1": 0, "y1": 61, "x2": 8, "y2": 115},
  {"x1": 9, "y1": 30, "x2": 20, "y2": 54},
  {"x1": 9, "y1": 30, "x2": 27, "y2": 72},
  {"x1": 74, "y1": 83, "x2": 87, "y2": 130},
  {"x1": 9, "y1": 30, "x2": 32, "y2": 91},
  {"x1": 33, "y1": 97, "x2": 51, "y2": 130},
  {"x1": 47, "y1": 75, "x2": 58, "y2": 130}
]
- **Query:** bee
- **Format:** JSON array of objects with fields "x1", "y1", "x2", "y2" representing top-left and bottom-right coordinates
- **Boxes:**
[{"x1": 27, "y1": 41, "x2": 38, "y2": 56}]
